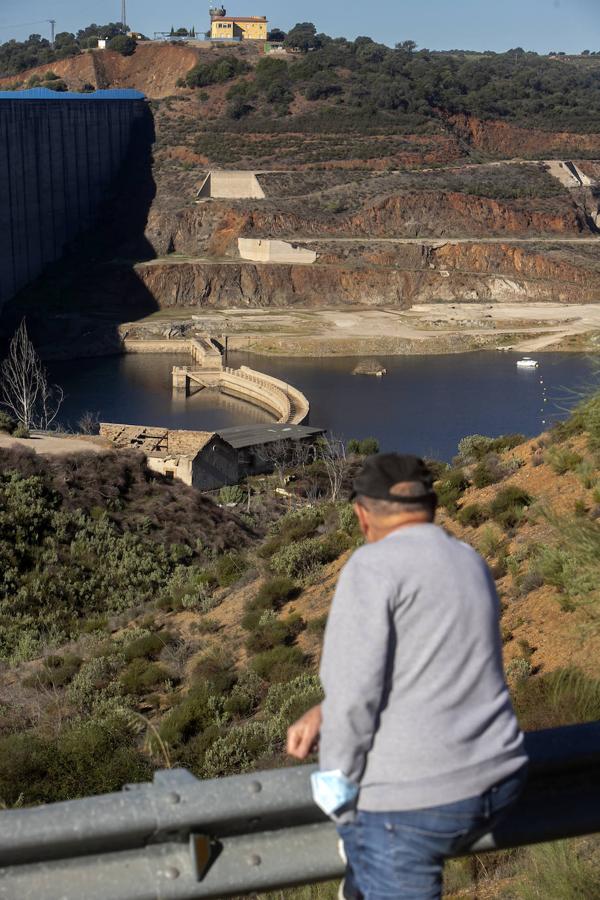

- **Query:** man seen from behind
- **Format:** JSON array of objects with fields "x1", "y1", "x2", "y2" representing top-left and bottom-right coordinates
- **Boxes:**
[{"x1": 287, "y1": 453, "x2": 528, "y2": 900}]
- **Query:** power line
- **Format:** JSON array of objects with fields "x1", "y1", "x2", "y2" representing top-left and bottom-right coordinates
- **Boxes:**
[
  {"x1": 0, "y1": 20, "x2": 52, "y2": 30},
  {"x1": 0, "y1": 18, "x2": 56, "y2": 45}
]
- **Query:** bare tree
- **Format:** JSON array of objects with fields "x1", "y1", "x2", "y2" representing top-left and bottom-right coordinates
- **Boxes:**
[
  {"x1": 289, "y1": 440, "x2": 315, "y2": 472},
  {"x1": 317, "y1": 434, "x2": 348, "y2": 502},
  {"x1": 0, "y1": 320, "x2": 64, "y2": 430},
  {"x1": 77, "y1": 410, "x2": 101, "y2": 435},
  {"x1": 256, "y1": 439, "x2": 291, "y2": 486}
]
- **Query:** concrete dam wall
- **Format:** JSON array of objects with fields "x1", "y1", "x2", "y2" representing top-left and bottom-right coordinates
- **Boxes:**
[{"x1": 0, "y1": 87, "x2": 147, "y2": 308}]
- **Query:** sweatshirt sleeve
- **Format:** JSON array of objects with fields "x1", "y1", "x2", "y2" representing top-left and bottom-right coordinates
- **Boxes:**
[{"x1": 319, "y1": 551, "x2": 394, "y2": 783}]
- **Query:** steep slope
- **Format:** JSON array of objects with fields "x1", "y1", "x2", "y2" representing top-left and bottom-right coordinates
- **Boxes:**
[{"x1": 3, "y1": 41, "x2": 600, "y2": 356}]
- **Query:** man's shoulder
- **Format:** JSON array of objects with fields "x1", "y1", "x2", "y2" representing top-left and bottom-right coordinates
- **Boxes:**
[{"x1": 346, "y1": 525, "x2": 486, "y2": 573}]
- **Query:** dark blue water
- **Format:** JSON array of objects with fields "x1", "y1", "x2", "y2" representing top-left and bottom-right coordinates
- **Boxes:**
[{"x1": 49, "y1": 351, "x2": 598, "y2": 461}]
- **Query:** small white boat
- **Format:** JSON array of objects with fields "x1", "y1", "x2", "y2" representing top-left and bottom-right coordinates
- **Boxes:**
[{"x1": 516, "y1": 358, "x2": 539, "y2": 369}]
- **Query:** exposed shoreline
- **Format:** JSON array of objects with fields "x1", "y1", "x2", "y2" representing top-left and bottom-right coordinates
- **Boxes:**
[{"x1": 118, "y1": 302, "x2": 600, "y2": 360}]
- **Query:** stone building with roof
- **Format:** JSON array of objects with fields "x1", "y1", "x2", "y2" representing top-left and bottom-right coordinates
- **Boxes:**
[{"x1": 99, "y1": 424, "x2": 238, "y2": 491}]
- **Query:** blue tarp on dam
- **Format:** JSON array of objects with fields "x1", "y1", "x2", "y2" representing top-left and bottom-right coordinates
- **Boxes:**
[{"x1": 0, "y1": 88, "x2": 147, "y2": 308}]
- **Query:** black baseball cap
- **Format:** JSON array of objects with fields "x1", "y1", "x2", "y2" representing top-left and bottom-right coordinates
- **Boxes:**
[{"x1": 350, "y1": 453, "x2": 436, "y2": 504}]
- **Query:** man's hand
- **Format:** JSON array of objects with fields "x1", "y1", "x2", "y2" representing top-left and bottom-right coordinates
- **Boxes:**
[{"x1": 286, "y1": 703, "x2": 322, "y2": 760}]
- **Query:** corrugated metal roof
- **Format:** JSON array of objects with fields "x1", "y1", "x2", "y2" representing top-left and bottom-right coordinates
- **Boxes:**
[
  {"x1": 0, "y1": 87, "x2": 145, "y2": 101},
  {"x1": 217, "y1": 423, "x2": 325, "y2": 449}
]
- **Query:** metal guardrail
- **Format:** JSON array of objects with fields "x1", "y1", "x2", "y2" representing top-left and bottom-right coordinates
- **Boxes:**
[{"x1": 0, "y1": 722, "x2": 599, "y2": 899}]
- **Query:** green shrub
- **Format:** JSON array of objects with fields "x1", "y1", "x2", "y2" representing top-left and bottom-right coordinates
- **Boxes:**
[
  {"x1": 159, "y1": 682, "x2": 220, "y2": 746},
  {"x1": 250, "y1": 645, "x2": 305, "y2": 682},
  {"x1": 457, "y1": 433, "x2": 525, "y2": 464},
  {"x1": 214, "y1": 551, "x2": 247, "y2": 587},
  {"x1": 436, "y1": 469, "x2": 469, "y2": 512},
  {"x1": 0, "y1": 714, "x2": 151, "y2": 806},
  {"x1": 79, "y1": 616, "x2": 108, "y2": 634},
  {"x1": 124, "y1": 631, "x2": 174, "y2": 662},
  {"x1": 518, "y1": 567, "x2": 545, "y2": 596},
  {"x1": 471, "y1": 453, "x2": 518, "y2": 488},
  {"x1": 67, "y1": 656, "x2": 123, "y2": 711},
  {"x1": 185, "y1": 55, "x2": 249, "y2": 88},
  {"x1": 0, "y1": 412, "x2": 15, "y2": 434},
  {"x1": 245, "y1": 612, "x2": 305, "y2": 654},
  {"x1": 193, "y1": 650, "x2": 237, "y2": 693},
  {"x1": 576, "y1": 460, "x2": 596, "y2": 489},
  {"x1": 307, "y1": 613, "x2": 328, "y2": 635},
  {"x1": 574, "y1": 390, "x2": 600, "y2": 451},
  {"x1": 338, "y1": 503, "x2": 357, "y2": 534},
  {"x1": 489, "y1": 486, "x2": 533, "y2": 529},
  {"x1": 545, "y1": 446, "x2": 583, "y2": 475},
  {"x1": 534, "y1": 516, "x2": 600, "y2": 604},
  {"x1": 512, "y1": 667, "x2": 600, "y2": 731},
  {"x1": 241, "y1": 576, "x2": 299, "y2": 630},
  {"x1": 346, "y1": 437, "x2": 380, "y2": 455},
  {"x1": 120, "y1": 659, "x2": 172, "y2": 695},
  {"x1": 23, "y1": 652, "x2": 82, "y2": 688},
  {"x1": 223, "y1": 670, "x2": 263, "y2": 718},
  {"x1": 457, "y1": 503, "x2": 488, "y2": 527},
  {"x1": 107, "y1": 34, "x2": 137, "y2": 55},
  {"x1": 505, "y1": 657, "x2": 532, "y2": 685},
  {"x1": 270, "y1": 532, "x2": 350, "y2": 580},
  {"x1": 477, "y1": 524, "x2": 506, "y2": 558},
  {"x1": 263, "y1": 674, "x2": 323, "y2": 734},
  {"x1": 177, "y1": 722, "x2": 223, "y2": 775},
  {"x1": 359, "y1": 437, "x2": 379, "y2": 455},
  {"x1": 258, "y1": 508, "x2": 323, "y2": 558},
  {"x1": 219, "y1": 484, "x2": 245, "y2": 505},
  {"x1": 202, "y1": 722, "x2": 272, "y2": 778},
  {"x1": 513, "y1": 839, "x2": 600, "y2": 900},
  {"x1": 13, "y1": 424, "x2": 30, "y2": 438}
]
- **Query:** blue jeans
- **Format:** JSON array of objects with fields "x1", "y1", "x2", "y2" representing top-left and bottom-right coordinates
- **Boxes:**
[{"x1": 338, "y1": 766, "x2": 527, "y2": 900}]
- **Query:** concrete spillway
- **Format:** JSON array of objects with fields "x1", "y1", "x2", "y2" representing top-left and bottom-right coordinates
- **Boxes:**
[
  {"x1": 197, "y1": 171, "x2": 265, "y2": 199},
  {"x1": 0, "y1": 87, "x2": 147, "y2": 308}
]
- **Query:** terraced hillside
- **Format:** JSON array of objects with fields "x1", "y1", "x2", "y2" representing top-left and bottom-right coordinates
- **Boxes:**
[{"x1": 3, "y1": 36, "x2": 600, "y2": 357}]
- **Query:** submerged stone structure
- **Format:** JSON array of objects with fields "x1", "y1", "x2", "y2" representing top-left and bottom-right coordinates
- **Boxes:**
[
  {"x1": 170, "y1": 338, "x2": 310, "y2": 425},
  {"x1": 0, "y1": 87, "x2": 147, "y2": 308}
]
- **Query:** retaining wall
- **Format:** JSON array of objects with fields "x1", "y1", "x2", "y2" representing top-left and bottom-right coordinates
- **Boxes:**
[
  {"x1": 197, "y1": 171, "x2": 265, "y2": 199},
  {"x1": 0, "y1": 89, "x2": 146, "y2": 308},
  {"x1": 238, "y1": 366, "x2": 309, "y2": 424},
  {"x1": 220, "y1": 367, "x2": 292, "y2": 422},
  {"x1": 238, "y1": 238, "x2": 317, "y2": 265},
  {"x1": 123, "y1": 339, "x2": 190, "y2": 353}
]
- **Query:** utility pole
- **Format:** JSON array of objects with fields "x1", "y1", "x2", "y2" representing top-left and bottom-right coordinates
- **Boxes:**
[
  {"x1": 121, "y1": 0, "x2": 127, "y2": 29},
  {"x1": 48, "y1": 19, "x2": 56, "y2": 48}
]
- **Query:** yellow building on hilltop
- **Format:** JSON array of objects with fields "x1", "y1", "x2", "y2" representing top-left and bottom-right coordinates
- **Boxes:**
[{"x1": 210, "y1": 7, "x2": 267, "y2": 41}]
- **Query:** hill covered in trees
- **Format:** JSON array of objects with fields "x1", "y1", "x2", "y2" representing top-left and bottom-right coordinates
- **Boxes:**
[
  {"x1": 201, "y1": 34, "x2": 600, "y2": 133},
  {"x1": 0, "y1": 22, "x2": 140, "y2": 81}
]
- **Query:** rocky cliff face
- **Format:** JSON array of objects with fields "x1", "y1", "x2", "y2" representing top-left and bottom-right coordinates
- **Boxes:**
[
  {"x1": 129, "y1": 244, "x2": 600, "y2": 310},
  {"x1": 144, "y1": 192, "x2": 592, "y2": 262},
  {"x1": 450, "y1": 115, "x2": 600, "y2": 158},
  {"x1": 132, "y1": 261, "x2": 415, "y2": 308}
]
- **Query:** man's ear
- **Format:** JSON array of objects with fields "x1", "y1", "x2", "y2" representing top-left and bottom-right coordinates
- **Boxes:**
[{"x1": 353, "y1": 502, "x2": 369, "y2": 537}]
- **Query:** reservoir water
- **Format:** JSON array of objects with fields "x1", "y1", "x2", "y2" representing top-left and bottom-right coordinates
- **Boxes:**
[{"x1": 50, "y1": 351, "x2": 598, "y2": 462}]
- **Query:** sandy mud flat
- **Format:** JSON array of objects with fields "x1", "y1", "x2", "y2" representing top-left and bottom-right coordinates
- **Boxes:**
[{"x1": 124, "y1": 303, "x2": 600, "y2": 357}]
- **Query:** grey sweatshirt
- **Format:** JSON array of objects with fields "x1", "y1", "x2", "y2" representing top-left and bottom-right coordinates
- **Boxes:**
[{"x1": 319, "y1": 523, "x2": 527, "y2": 811}]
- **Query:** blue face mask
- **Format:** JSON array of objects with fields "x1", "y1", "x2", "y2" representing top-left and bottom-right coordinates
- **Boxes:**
[{"x1": 311, "y1": 770, "x2": 359, "y2": 817}]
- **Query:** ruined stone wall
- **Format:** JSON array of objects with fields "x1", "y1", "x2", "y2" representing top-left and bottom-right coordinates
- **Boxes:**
[{"x1": 0, "y1": 92, "x2": 146, "y2": 308}]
